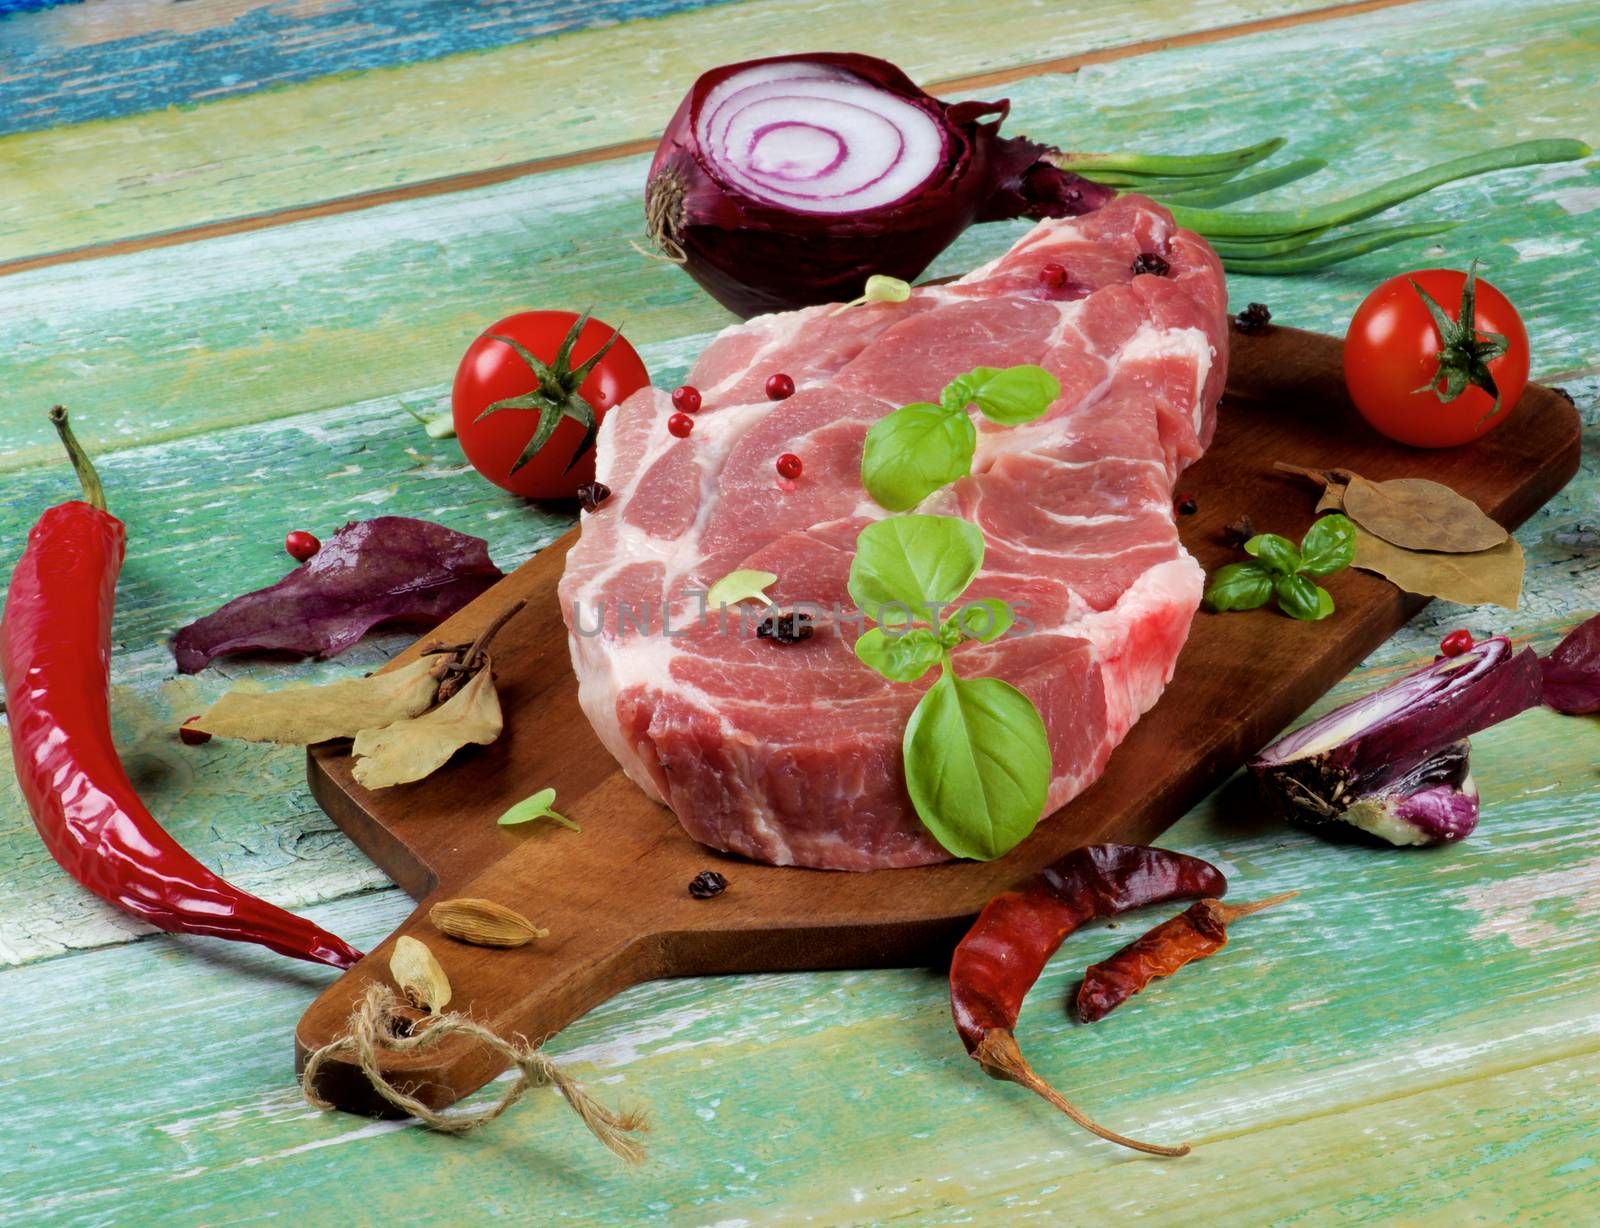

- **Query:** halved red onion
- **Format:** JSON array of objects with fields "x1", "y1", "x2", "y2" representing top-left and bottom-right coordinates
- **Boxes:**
[
  {"x1": 1250, "y1": 636, "x2": 1540, "y2": 847},
  {"x1": 696, "y1": 63, "x2": 947, "y2": 213},
  {"x1": 645, "y1": 53, "x2": 1113, "y2": 317}
]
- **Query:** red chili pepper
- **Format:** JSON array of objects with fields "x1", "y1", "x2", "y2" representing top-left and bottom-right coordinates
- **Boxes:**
[
  {"x1": 0, "y1": 409, "x2": 363, "y2": 970},
  {"x1": 1076, "y1": 891, "x2": 1297, "y2": 1023},
  {"x1": 949, "y1": 843, "x2": 1225, "y2": 1156}
]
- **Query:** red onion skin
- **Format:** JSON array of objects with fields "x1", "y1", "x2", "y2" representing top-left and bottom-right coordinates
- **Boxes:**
[
  {"x1": 646, "y1": 52, "x2": 1114, "y2": 318},
  {"x1": 1542, "y1": 612, "x2": 1600, "y2": 714},
  {"x1": 1269, "y1": 739, "x2": 1480, "y2": 847},
  {"x1": 1251, "y1": 637, "x2": 1540, "y2": 792},
  {"x1": 1249, "y1": 637, "x2": 1540, "y2": 847}
]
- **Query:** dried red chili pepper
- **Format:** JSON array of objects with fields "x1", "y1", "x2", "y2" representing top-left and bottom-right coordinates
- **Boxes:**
[
  {"x1": 949, "y1": 843, "x2": 1226, "y2": 1156},
  {"x1": 0, "y1": 409, "x2": 363, "y2": 969},
  {"x1": 1076, "y1": 891, "x2": 1297, "y2": 1023}
]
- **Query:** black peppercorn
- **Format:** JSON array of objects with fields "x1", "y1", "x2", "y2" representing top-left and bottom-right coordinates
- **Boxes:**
[
  {"x1": 1233, "y1": 302, "x2": 1272, "y2": 334},
  {"x1": 1175, "y1": 493, "x2": 1198, "y2": 516},
  {"x1": 689, "y1": 871, "x2": 728, "y2": 899},
  {"x1": 576, "y1": 482, "x2": 611, "y2": 512},
  {"x1": 757, "y1": 610, "x2": 813, "y2": 644},
  {"x1": 1131, "y1": 252, "x2": 1171, "y2": 277},
  {"x1": 1223, "y1": 515, "x2": 1256, "y2": 548}
]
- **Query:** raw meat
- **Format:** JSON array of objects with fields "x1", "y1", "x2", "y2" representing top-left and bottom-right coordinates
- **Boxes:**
[{"x1": 559, "y1": 195, "x2": 1228, "y2": 869}]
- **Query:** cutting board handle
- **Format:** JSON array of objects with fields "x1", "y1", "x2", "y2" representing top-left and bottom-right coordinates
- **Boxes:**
[{"x1": 295, "y1": 849, "x2": 675, "y2": 1116}]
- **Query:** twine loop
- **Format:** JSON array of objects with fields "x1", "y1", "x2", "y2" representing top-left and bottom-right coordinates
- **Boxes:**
[{"x1": 302, "y1": 984, "x2": 648, "y2": 1162}]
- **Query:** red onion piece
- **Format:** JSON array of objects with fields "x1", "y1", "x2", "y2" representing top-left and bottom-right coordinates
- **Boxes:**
[
  {"x1": 1336, "y1": 741, "x2": 1481, "y2": 846},
  {"x1": 1250, "y1": 636, "x2": 1540, "y2": 847},
  {"x1": 645, "y1": 52, "x2": 1113, "y2": 317},
  {"x1": 1541, "y1": 612, "x2": 1600, "y2": 714}
]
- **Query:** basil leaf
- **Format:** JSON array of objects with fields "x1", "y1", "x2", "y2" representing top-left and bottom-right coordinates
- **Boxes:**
[
  {"x1": 848, "y1": 515, "x2": 985, "y2": 622},
  {"x1": 966, "y1": 364, "x2": 1062, "y2": 425},
  {"x1": 954, "y1": 598, "x2": 1014, "y2": 643},
  {"x1": 938, "y1": 368, "x2": 986, "y2": 414},
  {"x1": 706, "y1": 568, "x2": 777, "y2": 608},
  {"x1": 1244, "y1": 533, "x2": 1301, "y2": 575},
  {"x1": 861, "y1": 402, "x2": 976, "y2": 511},
  {"x1": 1204, "y1": 561, "x2": 1274, "y2": 611},
  {"x1": 496, "y1": 786, "x2": 580, "y2": 831},
  {"x1": 903, "y1": 670, "x2": 1051, "y2": 861},
  {"x1": 1299, "y1": 513, "x2": 1356, "y2": 577},
  {"x1": 854, "y1": 626, "x2": 943, "y2": 683},
  {"x1": 1275, "y1": 573, "x2": 1334, "y2": 621}
]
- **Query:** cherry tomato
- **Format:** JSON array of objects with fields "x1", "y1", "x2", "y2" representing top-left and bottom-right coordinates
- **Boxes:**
[
  {"x1": 452, "y1": 310, "x2": 649, "y2": 499},
  {"x1": 1343, "y1": 267, "x2": 1528, "y2": 449}
]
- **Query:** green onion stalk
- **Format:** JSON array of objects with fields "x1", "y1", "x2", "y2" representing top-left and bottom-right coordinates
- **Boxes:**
[{"x1": 1050, "y1": 137, "x2": 1591, "y2": 273}]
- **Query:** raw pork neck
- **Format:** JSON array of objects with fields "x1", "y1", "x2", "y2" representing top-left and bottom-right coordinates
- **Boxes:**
[{"x1": 559, "y1": 196, "x2": 1228, "y2": 869}]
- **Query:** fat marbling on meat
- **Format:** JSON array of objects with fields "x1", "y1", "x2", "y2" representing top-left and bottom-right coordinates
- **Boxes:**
[{"x1": 559, "y1": 195, "x2": 1228, "y2": 869}]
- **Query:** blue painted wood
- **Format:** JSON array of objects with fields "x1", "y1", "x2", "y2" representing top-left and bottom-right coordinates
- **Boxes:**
[{"x1": 0, "y1": 0, "x2": 738, "y2": 136}]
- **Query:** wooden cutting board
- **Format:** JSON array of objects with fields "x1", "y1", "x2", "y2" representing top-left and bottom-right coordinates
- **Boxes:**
[{"x1": 296, "y1": 325, "x2": 1579, "y2": 1115}]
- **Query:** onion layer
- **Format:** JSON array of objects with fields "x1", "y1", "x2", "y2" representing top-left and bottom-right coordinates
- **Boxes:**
[
  {"x1": 1250, "y1": 636, "x2": 1540, "y2": 847},
  {"x1": 645, "y1": 53, "x2": 1112, "y2": 317},
  {"x1": 1541, "y1": 611, "x2": 1600, "y2": 714}
]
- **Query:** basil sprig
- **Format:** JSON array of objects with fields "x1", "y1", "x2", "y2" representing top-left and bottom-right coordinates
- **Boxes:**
[
  {"x1": 848, "y1": 514, "x2": 1052, "y2": 860},
  {"x1": 861, "y1": 365, "x2": 1061, "y2": 511},
  {"x1": 1205, "y1": 513, "x2": 1356, "y2": 620}
]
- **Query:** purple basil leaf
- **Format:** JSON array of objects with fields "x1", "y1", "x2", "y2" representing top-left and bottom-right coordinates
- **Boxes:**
[
  {"x1": 172, "y1": 517, "x2": 502, "y2": 673},
  {"x1": 1541, "y1": 612, "x2": 1600, "y2": 714}
]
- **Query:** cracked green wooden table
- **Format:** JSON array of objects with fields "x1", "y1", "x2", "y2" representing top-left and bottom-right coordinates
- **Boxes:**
[{"x1": 2, "y1": 0, "x2": 1598, "y2": 1222}]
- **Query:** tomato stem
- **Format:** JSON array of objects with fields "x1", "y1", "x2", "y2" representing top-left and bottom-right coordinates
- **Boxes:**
[{"x1": 1409, "y1": 259, "x2": 1510, "y2": 419}]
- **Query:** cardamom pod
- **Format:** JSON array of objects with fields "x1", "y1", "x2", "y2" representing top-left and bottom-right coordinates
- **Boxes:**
[
  {"x1": 428, "y1": 897, "x2": 548, "y2": 948},
  {"x1": 390, "y1": 935, "x2": 452, "y2": 1012}
]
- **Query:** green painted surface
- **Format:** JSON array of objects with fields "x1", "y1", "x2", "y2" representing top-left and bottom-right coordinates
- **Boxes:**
[
  {"x1": 2, "y1": 0, "x2": 1600, "y2": 1222},
  {"x1": 0, "y1": 0, "x2": 1372, "y2": 262},
  {"x1": 1, "y1": 0, "x2": 1596, "y2": 471}
]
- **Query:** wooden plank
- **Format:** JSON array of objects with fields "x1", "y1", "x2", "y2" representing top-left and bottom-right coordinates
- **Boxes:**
[
  {"x1": 0, "y1": 0, "x2": 740, "y2": 136},
  {"x1": 2, "y1": 0, "x2": 1595, "y2": 470},
  {"x1": 6, "y1": 706, "x2": 1600, "y2": 1220},
  {"x1": 0, "y1": 0, "x2": 1427, "y2": 264},
  {"x1": 2, "y1": 371, "x2": 1593, "y2": 972}
]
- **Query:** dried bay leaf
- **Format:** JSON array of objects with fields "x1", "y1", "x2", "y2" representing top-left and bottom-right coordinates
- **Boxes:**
[
  {"x1": 1276, "y1": 463, "x2": 1506, "y2": 554},
  {"x1": 1352, "y1": 526, "x2": 1524, "y2": 610},
  {"x1": 351, "y1": 664, "x2": 503, "y2": 788},
  {"x1": 390, "y1": 935, "x2": 451, "y2": 1012},
  {"x1": 1315, "y1": 482, "x2": 1348, "y2": 515},
  {"x1": 193, "y1": 656, "x2": 441, "y2": 744},
  {"x1": 1343, "y1": 475, "x2": 1506, "y2": 553}
]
